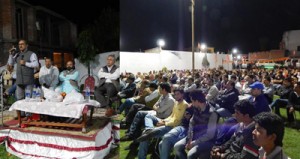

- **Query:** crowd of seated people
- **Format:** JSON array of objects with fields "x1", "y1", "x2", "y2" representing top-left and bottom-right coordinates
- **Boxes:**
[{"x1": 119, "y1": 66, "x2": 299, "y2": 158}]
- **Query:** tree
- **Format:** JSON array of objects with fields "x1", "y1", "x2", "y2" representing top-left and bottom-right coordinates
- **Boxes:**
[
  {"x1": 202, "y1": 53, "x2": 210, "y2": 68},
  {"x1": 76, "y1": 27, "x2": 98, "y2": 76}
]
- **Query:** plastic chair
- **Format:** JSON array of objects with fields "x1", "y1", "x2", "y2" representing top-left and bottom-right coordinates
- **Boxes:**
[
  {"x1": 84, "y1": 76, "x2": 95, "y2": 95},
  {"x1": 83, "y1": 76, "x2": 96, "y2": 124}
]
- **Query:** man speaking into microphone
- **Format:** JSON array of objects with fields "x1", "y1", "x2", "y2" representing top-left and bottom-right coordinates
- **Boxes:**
[{"x1": 7, "y1": 39, "x2": 39, "y2": 102}]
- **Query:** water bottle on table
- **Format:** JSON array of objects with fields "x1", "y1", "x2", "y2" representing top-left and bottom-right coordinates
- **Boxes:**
[
  {"x1": 85, "y1": 86, "x2": 91, "y2": 102},
  {"x1": 35, "y1": 87, "x2": 41, "y2": 102},
  {"x1": 32, "y1": 85, "x2": 37, "y2": 101},
  {"x1": 25, "y1": 86, "x2": 31, "y2": 102}
]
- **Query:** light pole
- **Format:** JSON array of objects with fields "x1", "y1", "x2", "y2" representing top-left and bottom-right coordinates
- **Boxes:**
[{"x1": 191, "y1": 0, "x2": 195, "y2": 76}]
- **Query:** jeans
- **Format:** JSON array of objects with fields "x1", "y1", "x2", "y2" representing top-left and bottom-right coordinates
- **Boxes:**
[
  {"x1": 144, "y1": 113, "x2": 161, "y2": 129},
  {"x1": 118, "y1": 98, "x2": 135, "y2": 114},
  {"x1": 138, "y1": 126, "x2": 173, "y2": 159},
  {"x1": 7, "y1": 84, "x2": 17, "y2": 96},
  {"x1": 271, "y1": 98, "x2": 289, "y2": 116},
  {"x1": 127, "y1": 111, "x2": 149, "y2": 137},
  {"x1": 159, "y1": 126, "x2": 187, "y2": 159},
  {"x1": 215, "y1": 104, "x2": 233, "y2": 118},
  {"x1": 174, "y1": 137, "x2": 214, "y2": 159}
]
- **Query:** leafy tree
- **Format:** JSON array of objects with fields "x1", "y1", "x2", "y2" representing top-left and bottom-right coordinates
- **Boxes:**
[
  {"x1": 202, "y1": 53, "x2": 210, "y2": 68},
  {"x1": 76, "y1": 8, "x2": 119, "y2": 75},
  {"x1": 76, "y1": 27, "x2": 98, "y2": 75}
]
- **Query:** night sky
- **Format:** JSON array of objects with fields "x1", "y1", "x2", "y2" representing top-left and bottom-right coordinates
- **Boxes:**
[
  {"x1": 120, "y1": 0, "x2": 300, "y2": 53},
  {"x1": 23, "y1": 0, "x2": 119, "y2": 32},
  {"x1": 22, "y1": 0, "x2": 300, "y2": 54}
]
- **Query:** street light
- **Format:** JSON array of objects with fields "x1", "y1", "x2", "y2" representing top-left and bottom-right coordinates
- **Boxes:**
[
  {"x1": 157, "y1": 39, "x2": 165, "y2": 48},
  {"x1": 200, "y1": 43, "x2": 207, "y2": 52},
  {"x1": 233, "y1": 48, "x2": 238, "y2": 54}
]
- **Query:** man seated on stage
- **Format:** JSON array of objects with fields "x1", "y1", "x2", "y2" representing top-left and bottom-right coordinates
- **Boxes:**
[
  {"x1": 39, "y1": 57, "x2": 59, "y2": 90},
  {"x1": 95, "y1": 54, "x2": 120, "y2": 108},
  {"x1": 55, "y1": 60, "x2": 79, "y2": 94}
]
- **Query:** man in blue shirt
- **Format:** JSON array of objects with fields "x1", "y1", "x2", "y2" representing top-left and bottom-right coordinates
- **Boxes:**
[{"x1": 248, "y1": 82, "x2": 271, "y2": 114}]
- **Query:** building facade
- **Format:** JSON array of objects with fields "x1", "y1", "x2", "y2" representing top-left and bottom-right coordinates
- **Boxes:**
[{"x1": 0, "y1": 0, "x2": 77, "y2": 68}]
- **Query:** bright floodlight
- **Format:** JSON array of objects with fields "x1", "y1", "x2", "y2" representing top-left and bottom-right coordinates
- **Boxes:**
[
  {"x1": 157, "y1": 39, "x2": 165, "y2": 47},
  {"x1": 237, "y1": 55, "x2": 241, "y2": 60},
  {"x1": 233, "y1": 48, "x2": 238, "y2": 54},
  {"x1": 201, "y1": 43, "x2": 207, "y2": 50}
]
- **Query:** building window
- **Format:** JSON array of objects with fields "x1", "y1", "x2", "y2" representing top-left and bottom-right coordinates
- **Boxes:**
[{"x1": 16, "y1": 8, "x2": 25, "y2": 39}]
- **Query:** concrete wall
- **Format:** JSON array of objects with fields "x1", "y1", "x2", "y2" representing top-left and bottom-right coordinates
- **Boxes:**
[{"x1": 120, "y1": 51, "x2": 232, "y2": 74}]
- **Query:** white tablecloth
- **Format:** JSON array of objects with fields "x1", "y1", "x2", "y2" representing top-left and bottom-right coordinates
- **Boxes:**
[{"x1": 9, "y1": 100, "x2": 100, "y2": 119}]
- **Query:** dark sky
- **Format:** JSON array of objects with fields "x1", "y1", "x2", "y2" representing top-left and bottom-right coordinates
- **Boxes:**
[
  {"x1": 120, "y1": 0, "x2": 300, "y2": 53},
  {"x1": 24, "y1": 0, "x2": 119, "y2": 31}
]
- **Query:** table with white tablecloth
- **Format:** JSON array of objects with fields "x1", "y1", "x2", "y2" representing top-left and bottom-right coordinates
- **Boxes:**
[{"x1": 9, "y1": 99, "x2": 100, "y2": 133}]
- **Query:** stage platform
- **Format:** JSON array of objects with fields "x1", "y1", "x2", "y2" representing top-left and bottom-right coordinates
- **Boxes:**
[{"x1": 0, "y1": 109, "x2": 120, "y2": 159}]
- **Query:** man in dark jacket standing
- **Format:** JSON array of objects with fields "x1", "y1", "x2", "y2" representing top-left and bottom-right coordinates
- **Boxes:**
[{"x1": 7, "y1": 39, "x2": 39, "y2": 101}]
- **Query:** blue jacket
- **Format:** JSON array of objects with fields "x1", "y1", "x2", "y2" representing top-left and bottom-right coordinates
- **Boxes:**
[{"x1": 249, "y1": 94, "x2": 271, "y2": 114}]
